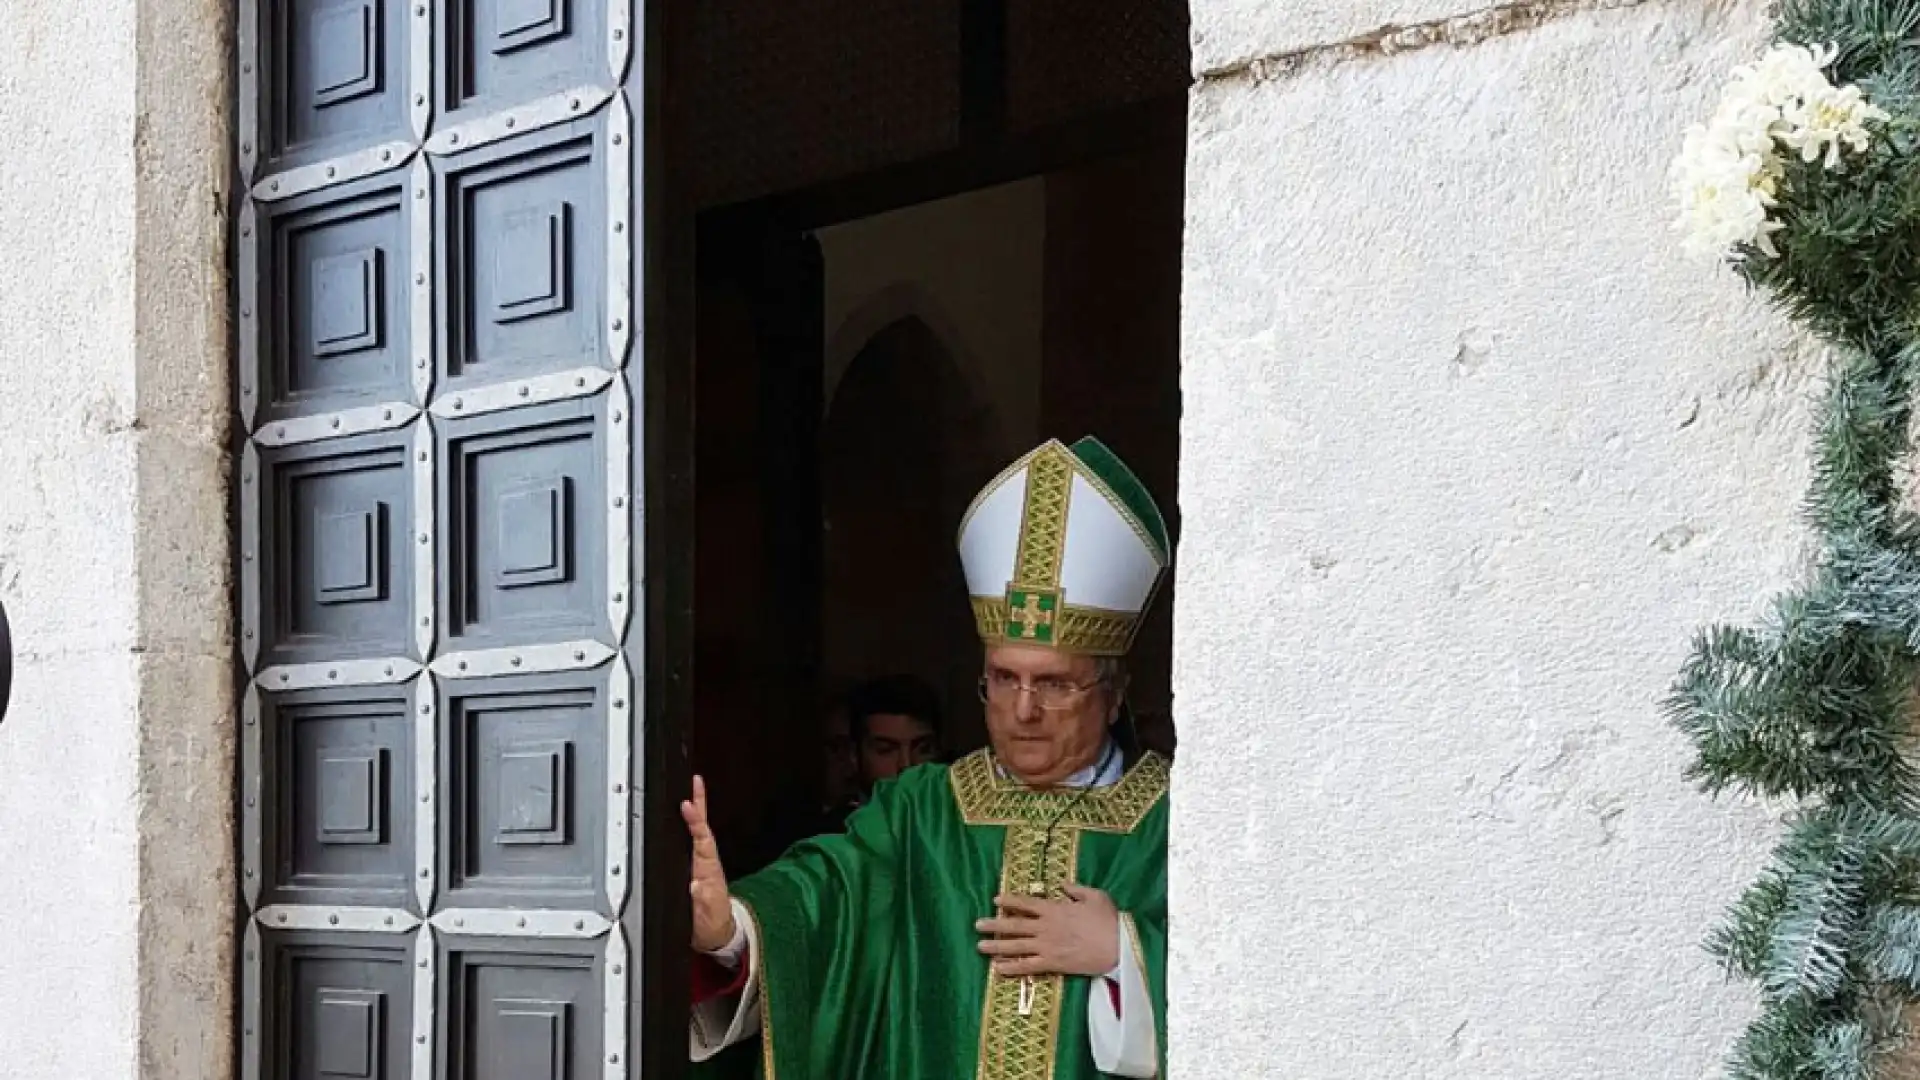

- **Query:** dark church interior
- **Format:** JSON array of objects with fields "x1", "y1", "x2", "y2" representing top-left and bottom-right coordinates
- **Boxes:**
[{"x1": 668, "y1": 0, "x2": 1192, "y2": 873}]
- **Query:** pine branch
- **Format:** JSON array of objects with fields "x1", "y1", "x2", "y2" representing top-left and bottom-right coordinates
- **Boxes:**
[
  {"x1": 1673, "y1": 8, "x2": 1920, "y2": 1072},
  {"x1": 1859, "y1": 903, "x2": 1920, "y2": 988}
]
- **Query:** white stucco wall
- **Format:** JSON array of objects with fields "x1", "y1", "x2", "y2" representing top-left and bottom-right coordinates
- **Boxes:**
[
  {"x1": 1173, "y1": 1, "x2": 1796, "y2": 1075},
  {"x1": 0, "y1": 2, "x2": 145, "y2": 1070},
  {"x1": 0, "y1": 0, "x2": 230, "y2": 1076}
]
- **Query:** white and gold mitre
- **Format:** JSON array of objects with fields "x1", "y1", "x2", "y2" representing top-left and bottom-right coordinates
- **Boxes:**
[{"x1": 957, "y1": 436, "x2": 1170, "y2": 656}]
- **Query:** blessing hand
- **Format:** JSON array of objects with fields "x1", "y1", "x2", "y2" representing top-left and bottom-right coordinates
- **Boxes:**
[
  {"x1": 681, "y1": 775, "x2": 737, "y2": 952},
  {"x1": 974, "y1": 884, "x2": 1120, "y2": 977}
]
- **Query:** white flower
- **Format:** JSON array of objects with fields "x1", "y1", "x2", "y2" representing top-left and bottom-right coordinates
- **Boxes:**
[
  {"x1": 1671, "y1": 111, "x2": 1787, "y2": 259},
  {"x1": 1778, "y1": 82, "x2": 1889, "y2": 168},
  {"x1": 1734, "y1": 42, "x2": 1838, "y2": 109},
  {"x1": 1670, "y1": 132, "x2": 1783, "y2": 260},
  {"x1": 1671, "y1": 41, "x2": 1886, "y2": 260}
]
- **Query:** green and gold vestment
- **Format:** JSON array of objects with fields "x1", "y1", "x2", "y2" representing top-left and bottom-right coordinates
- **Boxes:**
[{"x1": 699, "y1": 747, "x2": 1168, "y2": 1080}]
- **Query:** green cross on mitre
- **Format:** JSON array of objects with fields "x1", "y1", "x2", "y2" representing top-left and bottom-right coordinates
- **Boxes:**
[{"x1": 1004, "y1": 586, "x2": 1060, "y2": 644}]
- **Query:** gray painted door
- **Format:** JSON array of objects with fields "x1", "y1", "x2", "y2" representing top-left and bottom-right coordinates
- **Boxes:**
[{"x1": 234, "y1": 3, "x2": 644, "y2": 1077}]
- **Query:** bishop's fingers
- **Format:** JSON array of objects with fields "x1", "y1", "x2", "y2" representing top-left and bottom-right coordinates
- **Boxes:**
[
  {"x1": 974, "y1": 917, "x2": 1038, "y2": 937},
  {"x1": 977, "y1": 936, "x2": 1040, "y2": 958},
  {"x1": 991, "y1": 956, "x2": 1056, "y2": 978},
  {"x1": 993, "y1": 893, "x2": 1050, "y2": 918}
]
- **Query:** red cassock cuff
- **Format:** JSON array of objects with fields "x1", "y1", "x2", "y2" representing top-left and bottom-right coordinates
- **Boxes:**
[
  {"x1": 1106, "y1": 977, "x2": 1121, "y2": 1015},
  {"x1": 691, "y1": 953, "x2": 749, "y2": 1005}
]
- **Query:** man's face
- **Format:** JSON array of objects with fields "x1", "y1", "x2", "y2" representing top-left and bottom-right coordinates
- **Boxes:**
[
  {"x1": 981, "y1": 644, "x2": 1117, "y2": 788},
  {"x1": 858, "y1": 712, "x2": 939, "y2": 786}
]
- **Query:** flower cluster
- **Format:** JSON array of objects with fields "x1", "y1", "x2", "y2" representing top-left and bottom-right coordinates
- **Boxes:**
[{"x1": 1670, "y1": 42, "x2": 1888, "y2": 260}]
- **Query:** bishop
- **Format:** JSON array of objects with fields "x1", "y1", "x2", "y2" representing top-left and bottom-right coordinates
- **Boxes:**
[{"x1": 684, "y1": 436, "x2": 1171, "y2": 1079}]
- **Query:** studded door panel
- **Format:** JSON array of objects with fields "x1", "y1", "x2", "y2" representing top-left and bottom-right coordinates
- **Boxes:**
[{"x1": 235, "y1": 3, "x2": 642, "y2": 1077}]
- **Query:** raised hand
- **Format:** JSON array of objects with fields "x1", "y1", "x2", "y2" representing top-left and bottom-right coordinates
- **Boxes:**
[
  {"x1": 974, "y1": 884, "x2": 1121, "y2": 977},
  {"x1": 681, "y1": 775, "x2": 737, "y2": 951}
]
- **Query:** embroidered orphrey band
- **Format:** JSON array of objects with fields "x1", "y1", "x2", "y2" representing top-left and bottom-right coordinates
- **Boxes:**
[
  {"x1": 974, "y1": 820, "x2": 1081, "y2": 1080},
  {"x1": 956, "y1": 750, "x2": 1169, "y2": 1080}
]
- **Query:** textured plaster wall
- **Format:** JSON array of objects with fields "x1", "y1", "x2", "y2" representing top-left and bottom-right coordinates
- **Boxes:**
[
  {"x1": 1173, "y1": 0, "x2": 1798, "y2": 1075},
  {"x1": 0, "y1": 0, "x2": 231, "y2": 1076}
]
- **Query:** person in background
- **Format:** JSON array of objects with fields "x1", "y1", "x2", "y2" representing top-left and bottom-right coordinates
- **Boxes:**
[
  {"x1": 740, "y1": 673, "x2": 945, "y2": 874},
  {"x1": 844, "y1": 672, "x2": 943, "y2": 796}
]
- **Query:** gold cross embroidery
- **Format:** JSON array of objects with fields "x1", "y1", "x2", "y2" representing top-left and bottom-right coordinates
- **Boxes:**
[{"x1": 1008, "y1": 593, "x2": 1053, "y2": 639}]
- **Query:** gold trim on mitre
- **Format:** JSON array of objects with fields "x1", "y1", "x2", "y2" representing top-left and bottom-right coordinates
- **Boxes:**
[
  {"x1": 1010, "y1": 443, "x2": 1073, "y2": 594},
  {"x1": 971, "y1": 596, "x2": 1139, "y2": 657}
]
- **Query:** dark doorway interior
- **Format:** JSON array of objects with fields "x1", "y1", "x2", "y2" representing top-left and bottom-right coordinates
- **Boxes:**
[{"x1": 668, "y1": 0, "x2": 1191, "y2": 882}]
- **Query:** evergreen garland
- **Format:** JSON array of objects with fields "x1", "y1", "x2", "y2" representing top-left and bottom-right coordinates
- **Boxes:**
[{"x1": 1671, "y1": 3, "x2": 1920, "y2": 1076}]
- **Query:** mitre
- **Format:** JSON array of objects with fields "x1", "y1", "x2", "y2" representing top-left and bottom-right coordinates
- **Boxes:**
[{"x1": 956, "y1": 436, "x2": 1170, "y2": 657}]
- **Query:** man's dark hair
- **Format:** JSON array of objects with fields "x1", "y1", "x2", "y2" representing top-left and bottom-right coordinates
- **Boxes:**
[{"x1": 845, "y1": 673, "x2": 943, "y2": 742}]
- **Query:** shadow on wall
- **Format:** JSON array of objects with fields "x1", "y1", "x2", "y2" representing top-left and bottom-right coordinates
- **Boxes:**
[{"x1": 0, "y1": 599, "x2": 11, "y2": 725}]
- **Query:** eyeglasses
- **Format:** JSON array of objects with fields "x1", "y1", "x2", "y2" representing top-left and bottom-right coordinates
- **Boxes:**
[{"x1": 976, "y1": 672, "x2": 1105, "y2": 712}]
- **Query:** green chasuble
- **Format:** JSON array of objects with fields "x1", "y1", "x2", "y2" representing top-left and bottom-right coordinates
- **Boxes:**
[{"x1": 702, "y1": 747, "x2": 1169, "y2": 1080}]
